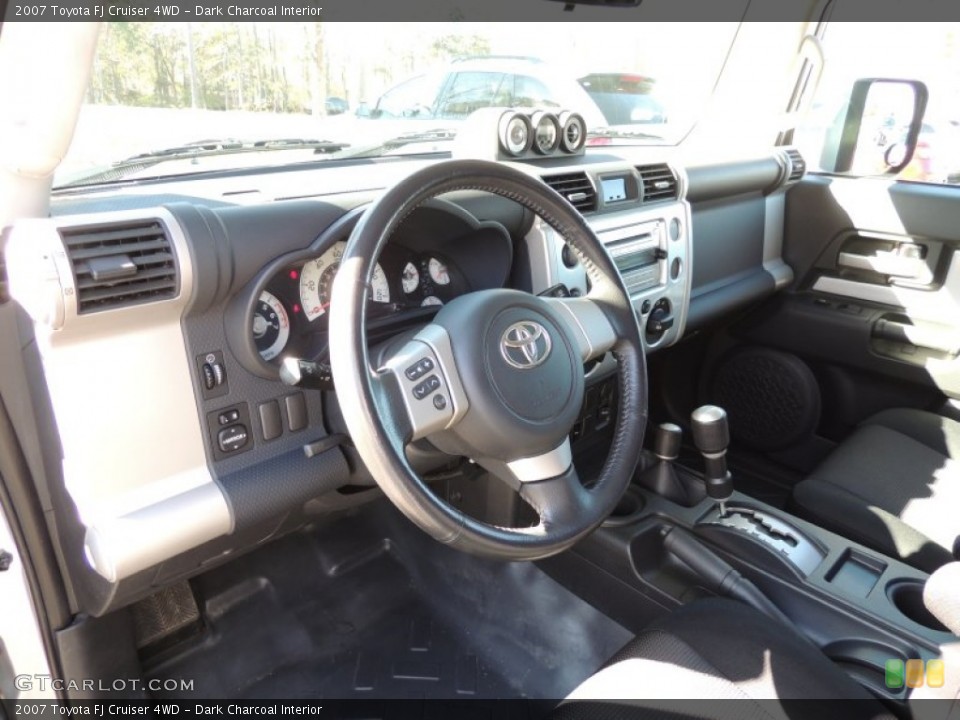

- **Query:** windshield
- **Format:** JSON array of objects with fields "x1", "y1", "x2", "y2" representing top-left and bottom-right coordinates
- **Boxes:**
[{"x1": 57, "y1": 21, "x2": 740, "y2": 188}]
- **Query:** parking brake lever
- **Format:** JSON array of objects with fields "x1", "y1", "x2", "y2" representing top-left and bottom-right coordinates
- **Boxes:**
[{"x1": 661, "y1": 525, "x2": 792, "y2": 628}]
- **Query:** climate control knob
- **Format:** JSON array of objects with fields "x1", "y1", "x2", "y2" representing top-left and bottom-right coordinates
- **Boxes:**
[{"x1": 645, "y1": 298, "x2": 674, "y2": 343}]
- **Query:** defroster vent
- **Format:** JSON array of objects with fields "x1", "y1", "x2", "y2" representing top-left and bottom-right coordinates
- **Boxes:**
[
  {"x1": 637, "y1": 163, "x2": 678, "y2": 203},
  {"x1": 61, "y1": 220, "x2": 178, "y2": 314},
  {"x1": 542, "y1": 172, "x2": 597, "y2": 213}
]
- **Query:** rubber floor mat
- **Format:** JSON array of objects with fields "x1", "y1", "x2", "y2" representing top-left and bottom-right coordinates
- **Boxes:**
[{"x1": 145, "y1": 499, "x2": 632, "y2": 701}]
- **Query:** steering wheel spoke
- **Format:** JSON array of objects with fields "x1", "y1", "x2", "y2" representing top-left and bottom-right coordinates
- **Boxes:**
[
  {"x1": 518, "y1": 460, "x2": 594, "y2": 531},
  {"x1": 377, "y1": 323, "x2": 469, "y2": 441},
  {"x1": 545, "y1": 295, "x2": 618, "y2": 362},
  {"x1": 502, "y1": 438, "x2": 574, "y2": 485}
]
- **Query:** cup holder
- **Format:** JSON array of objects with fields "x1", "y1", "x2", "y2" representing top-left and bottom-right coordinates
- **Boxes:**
[
  {"x1": 888, "y1": 580, "x2": 949, "y2": 633},
  {"x1": 602, "y1": 486, "x2": 646, "y2": 527}
]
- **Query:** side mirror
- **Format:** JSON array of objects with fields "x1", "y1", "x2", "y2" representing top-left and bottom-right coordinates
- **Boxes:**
[{"x1": 819, "y1": 78, "x2": 928, "y2": 176}]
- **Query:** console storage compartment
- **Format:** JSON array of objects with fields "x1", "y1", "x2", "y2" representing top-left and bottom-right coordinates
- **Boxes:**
[{"x1": 824, "y1": 549, "x2": 887, "y2": 598}]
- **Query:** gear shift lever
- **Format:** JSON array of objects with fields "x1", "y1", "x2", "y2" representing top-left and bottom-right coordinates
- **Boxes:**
[{"x1": 691, "y1": 405, "x2": 733, "y2": 517}]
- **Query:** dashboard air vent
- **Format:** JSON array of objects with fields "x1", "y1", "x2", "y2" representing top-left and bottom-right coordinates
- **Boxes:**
[
  {"x1": 785, "y1": 148, "x2": 807, "y2": 182},
  {"x1": 542, "y1": 172, "x2": 597, "y2": 213},
  {"x1": 637, "y1": 164, "x2": 678, "y2": 203},
  {"x1": 60, "y1": 220, "x2": 178, "y2": 314}
]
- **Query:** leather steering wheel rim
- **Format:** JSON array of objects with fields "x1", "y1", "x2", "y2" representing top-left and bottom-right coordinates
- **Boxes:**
[{"x1": 329, "y1": 158, "x2": 648, "y2": 560}]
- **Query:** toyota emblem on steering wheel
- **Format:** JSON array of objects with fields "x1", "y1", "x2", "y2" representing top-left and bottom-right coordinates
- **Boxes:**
[{"x1": 500, "y1": 321, "x2": 552, "y2": 369}]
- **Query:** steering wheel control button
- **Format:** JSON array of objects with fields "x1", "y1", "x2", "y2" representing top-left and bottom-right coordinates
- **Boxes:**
[
  {"x1": 217, "y1": 425, "x2": 249, "y2": 454},
  {"x1": 404, "y1": 357, "x2": 434, "y2": 381},
  {"x1": 285, "y1": 392, "x2": 308, "y2": 432},
  {"x1": 258, "y1": 400, "x2": 282, "y2": 441},
  {"x1": 500, "y1": 321, "x2": 552, "y2": 370},
  {"x1": 432, "y1": 394, "x2": 447, "y2": 410},
  {"x1": 382, "y1": 332, "x2": 463, "y2": 441},
  {"x1": 413, "y1": 374, "x2": 442, "y2": 400}
]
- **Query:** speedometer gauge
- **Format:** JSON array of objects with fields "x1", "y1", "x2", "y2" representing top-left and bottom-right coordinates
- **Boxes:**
[
  {"x1": 299, "y1": 241, "x2": 390, "y2": 322},
  {"x1": 427, "y1": 257, "x2": 451, "y2": 285},
  {"x1": 253, "y1": 291, "x2": 290, "y2": 361}
]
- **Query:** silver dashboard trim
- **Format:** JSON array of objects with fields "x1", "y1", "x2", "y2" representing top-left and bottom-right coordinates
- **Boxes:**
[
  {"x1": 507, "y1": 439, "x2": 573, "y2": 483},
  {"x1": 5, "y1": 207, "x2": 233, "y2": 582}
]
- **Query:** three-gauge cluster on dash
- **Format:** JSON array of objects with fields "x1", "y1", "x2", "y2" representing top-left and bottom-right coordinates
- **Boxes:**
[{"x1": 252, "y1": 240, "x2": 460, "y2": 363}]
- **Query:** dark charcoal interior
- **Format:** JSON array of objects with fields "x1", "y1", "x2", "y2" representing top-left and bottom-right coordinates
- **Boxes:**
[{"x1": 144, "y1": 499, "x2": 631, "y2": 700}]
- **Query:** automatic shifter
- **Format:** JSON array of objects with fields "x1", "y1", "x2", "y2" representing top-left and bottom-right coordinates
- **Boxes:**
[{"x1": 691, "y1": 405, "x2": 734, "y2": 517}]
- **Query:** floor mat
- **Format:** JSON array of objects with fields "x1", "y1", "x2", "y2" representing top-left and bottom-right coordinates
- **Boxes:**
[{"x1": 145, "y1": 499, "x2": 632, "y2": 700}]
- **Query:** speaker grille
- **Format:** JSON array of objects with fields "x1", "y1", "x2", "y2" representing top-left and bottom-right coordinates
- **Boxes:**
[{"x1": 712, "y1": 348, "x2": 820, "y2": 450}]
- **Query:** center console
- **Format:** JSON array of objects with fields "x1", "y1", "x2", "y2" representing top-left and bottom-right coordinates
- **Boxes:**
[
  {"x1": 525, "y1": 161, "x2": 692, "y2": 364},
  {"x1": 544, "y1": 406, "x2": 957, "y2": 707}
]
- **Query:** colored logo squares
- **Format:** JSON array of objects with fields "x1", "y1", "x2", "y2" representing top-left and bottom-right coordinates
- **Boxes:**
[{"x1": 885, "y1": 658, "x2": 945, "y2": 689}]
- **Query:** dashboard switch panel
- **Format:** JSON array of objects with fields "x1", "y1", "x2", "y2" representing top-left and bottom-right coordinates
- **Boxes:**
[
  {"x1": 206, "y1": 403, "x2": 252, "y2": 461},
  {"x1": 258, "y1": 400, "x2": 282, "y2": 441},
  {"x1": 218, "y1": 425, "x2": 249, "y2": 454},
  {"x1": 197, "y1": 350, "x2": 229, "y2": 399},
  {"x1": 285, "y1": 392, "x2": 308, "y2": 432}
]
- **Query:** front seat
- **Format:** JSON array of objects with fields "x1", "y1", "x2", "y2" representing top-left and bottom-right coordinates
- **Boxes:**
[
  {"x1": 554, "y1": 598, "x2": 893, "y2": 720},
  {"x1": 792, "y1": 408, "x2": 960, "y2": 572}
]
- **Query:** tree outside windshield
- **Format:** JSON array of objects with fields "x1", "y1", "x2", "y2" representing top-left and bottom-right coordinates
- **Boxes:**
[{"x1": 59, "y1": 22, "x2": 739, "y2": 186}]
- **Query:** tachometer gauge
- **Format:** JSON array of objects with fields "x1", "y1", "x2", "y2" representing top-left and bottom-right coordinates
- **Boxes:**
[
  {"x1": 299, "y1": 241, "x2": 390, "y2": 322},
  {"x1": 421, "y1": 295, "x2": 443, "y2": 307},
  {"x1": 427, "y1": 257, "x2": 451, "y2": 286},
  {"x1": 401, "y1": 262, "x2": 420, "y2": 294},
  {"x1": 253, "y1": 291, "x2": 290, "y2": 361}
]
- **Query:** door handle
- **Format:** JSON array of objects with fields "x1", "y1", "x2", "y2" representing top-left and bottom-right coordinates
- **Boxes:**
[{"x1": 838, "y1": 250, "x2": 931, "y2": 283}]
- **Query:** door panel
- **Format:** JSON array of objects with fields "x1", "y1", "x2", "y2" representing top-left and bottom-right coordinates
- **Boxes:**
[{"x1": 727, "y1": 174, "x2": 960, "y2": 447}]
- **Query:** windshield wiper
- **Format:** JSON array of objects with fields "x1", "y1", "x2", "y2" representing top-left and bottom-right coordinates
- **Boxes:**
[
  {"x1": 339, "y1": 128, "x2": 459, "y2": 159},
  {"x1": 587, "y1": 127, "x2": 663, "y2": 141},
  {"x1": 127, "y1": 137, "x2": 350, "y2": 160},
  {"x1": 57, "y1": 138, "x2": 352, "y2": 188}
]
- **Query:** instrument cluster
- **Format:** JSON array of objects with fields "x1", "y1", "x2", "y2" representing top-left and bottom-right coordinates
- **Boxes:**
[{"x1": 253, "y1": 240, "x2": 467, "y2": 363}]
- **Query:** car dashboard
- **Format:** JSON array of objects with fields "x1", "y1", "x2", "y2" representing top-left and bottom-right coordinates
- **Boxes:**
[{"x1": 2, "y1": 144, "x2": 804, "y2": 615}]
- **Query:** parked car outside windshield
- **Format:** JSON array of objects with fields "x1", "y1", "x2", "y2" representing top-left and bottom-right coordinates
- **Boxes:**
[
  {"x1": 56, "y1": 22, "x2": 741, "y2": 188},
  {"x1": 369, "y1": 57, "x2": 607, "y2": 128},
  {"x1": 578, "y1": 73, "x2": 667, "y2": 125}
]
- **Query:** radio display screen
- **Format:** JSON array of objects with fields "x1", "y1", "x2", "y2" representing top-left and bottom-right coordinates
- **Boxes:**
[{"x1": 601, "y1": 176, "x2": 628, "y2": 203}]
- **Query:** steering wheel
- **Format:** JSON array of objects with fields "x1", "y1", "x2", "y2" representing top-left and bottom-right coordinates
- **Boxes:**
[{"x1": 329, "y1": 159, "x2": 647, "y2": 560}]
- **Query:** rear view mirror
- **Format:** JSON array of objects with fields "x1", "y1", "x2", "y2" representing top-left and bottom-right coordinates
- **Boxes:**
[{"x1": 819, "y1": 78, "x2": 928, "y2": 176}]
